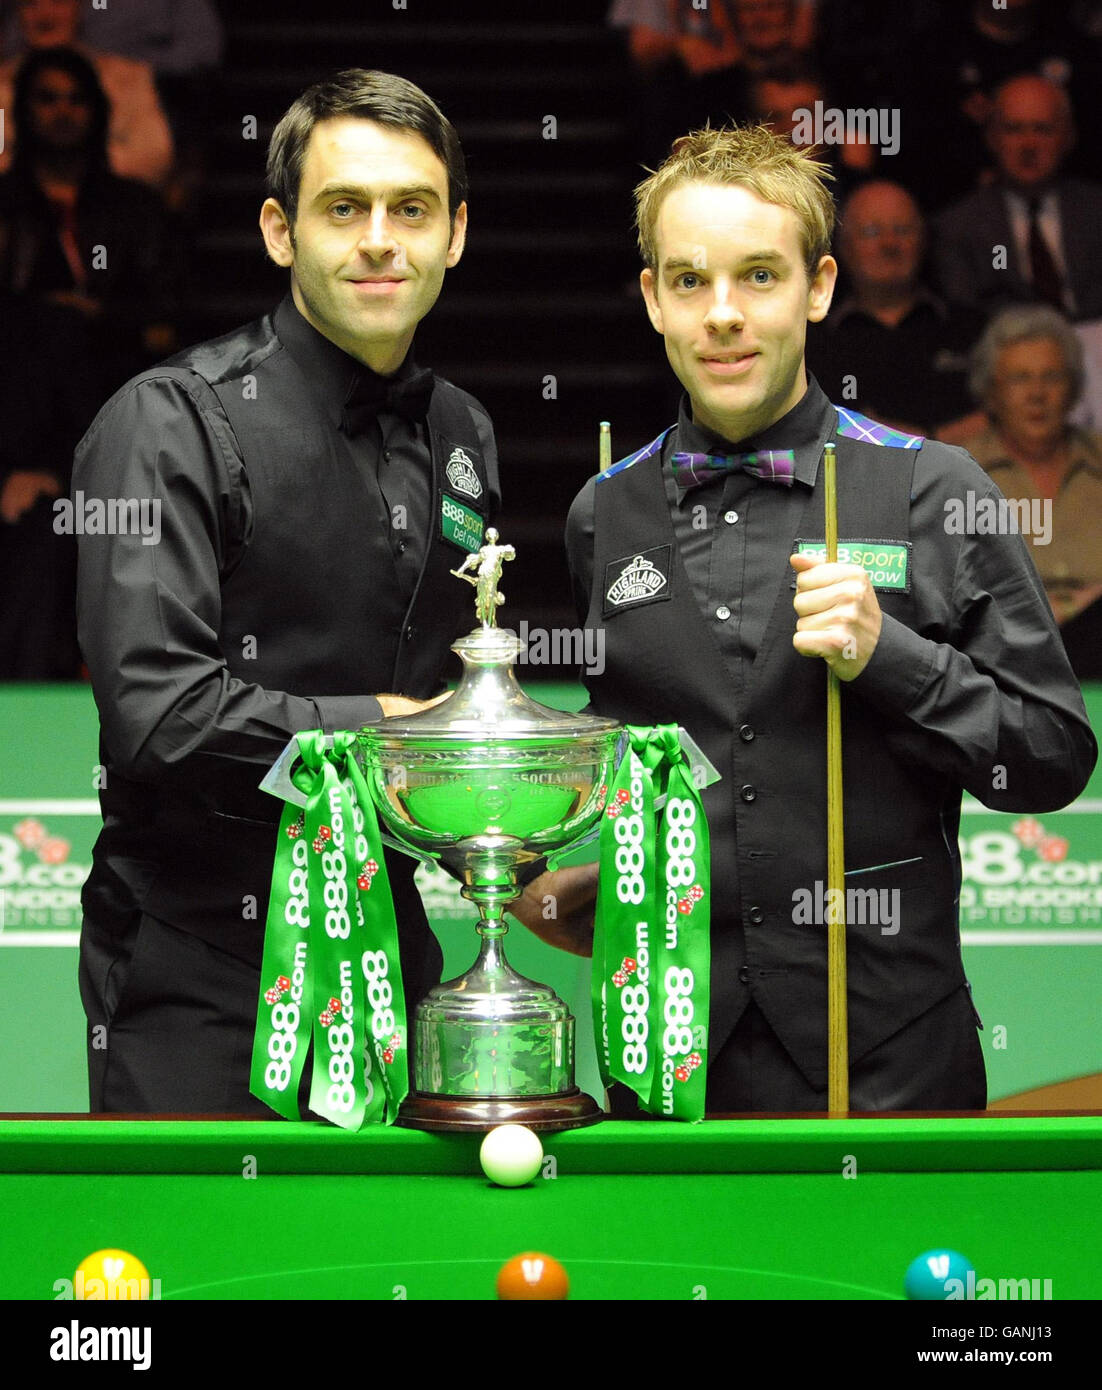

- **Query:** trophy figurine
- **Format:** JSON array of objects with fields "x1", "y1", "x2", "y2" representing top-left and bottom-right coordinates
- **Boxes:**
[{"x1": 357, "y1": 531, "x2": 619, "y2": 1132}]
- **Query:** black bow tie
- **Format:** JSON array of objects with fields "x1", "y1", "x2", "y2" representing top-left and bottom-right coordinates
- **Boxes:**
[{"x1": 341, "y1": 364, "x2": 435, "y2": 433}]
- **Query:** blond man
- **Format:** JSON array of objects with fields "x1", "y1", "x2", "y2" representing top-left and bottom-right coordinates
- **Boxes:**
[{"x1": 544, "y1": 125, "x2": 1094, "y2": 1114}]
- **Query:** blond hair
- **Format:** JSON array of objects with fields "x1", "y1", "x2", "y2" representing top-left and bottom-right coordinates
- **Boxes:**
[{"x1": 635, "y1": 125, "x2": 835, "y2": 279}]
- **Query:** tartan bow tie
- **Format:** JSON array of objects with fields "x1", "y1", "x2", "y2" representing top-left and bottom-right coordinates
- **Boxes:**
[
  {"x1": 671, "y1": 448, "x2": 796, "y2": 490},
  {"x1": 341, "y1": 364, "x2": 435, "y2": 433}
]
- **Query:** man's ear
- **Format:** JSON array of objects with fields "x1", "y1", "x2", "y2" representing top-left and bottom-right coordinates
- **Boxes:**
[
  {"x1": 446, "y1": 201, "x2": 468, "y2": 268},
  {"x1": 807, "y1": 254, "x2": 837, "y2": 324},
  {"x1": 260, "y1": 198, "x2": 294, "y2": 268},
  {"x1": 640, "y1": 267, "x2": 665, "y2": 334}
]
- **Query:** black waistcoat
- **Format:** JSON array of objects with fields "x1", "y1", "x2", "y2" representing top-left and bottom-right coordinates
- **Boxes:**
[
  {"x1": 94, "y1": 312, "x2": 493, "y2": 991},
  {"x1": 585, "y1": 425, "x2": 970, "y2": 1085}
]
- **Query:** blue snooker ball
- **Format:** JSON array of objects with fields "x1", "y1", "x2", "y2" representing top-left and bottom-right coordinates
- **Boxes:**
[{"x1": 904, "y1": 1249, "x2": 975, "y2": 1300}]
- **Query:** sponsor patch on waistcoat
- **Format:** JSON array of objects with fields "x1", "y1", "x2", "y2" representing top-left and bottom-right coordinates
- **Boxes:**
[
  {"x1": 445, "y1": 446, "x2": 483, "y2": 500},
  {"x1": 793, "y1": 538, "x2": 912, "y2": 593},
  {"x1": 603, "y1": 545, "x2": 673, "y2": 617},
  {"x1": 440, "y1": 491, "x2": 485, "y2": 553}
]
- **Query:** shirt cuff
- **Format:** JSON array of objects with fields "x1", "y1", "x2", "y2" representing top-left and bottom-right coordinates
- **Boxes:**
[
  {"x1": 515, "y1": 855, "x2": 549, "y2": 887},
  {"x1": 851, "y1": 612, "x2": 935, "y2": 710},
  {"x1": 313, "y1": 695, "x2": 385, "y2": 732}
]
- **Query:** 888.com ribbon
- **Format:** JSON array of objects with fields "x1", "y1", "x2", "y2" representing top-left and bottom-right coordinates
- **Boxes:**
[
  {"x1": 249, "y1": 730, "x2": 409, "y2": 1128},
  {"x1": 593, "y1": 726, "x2": 711, "y2": 1121}
]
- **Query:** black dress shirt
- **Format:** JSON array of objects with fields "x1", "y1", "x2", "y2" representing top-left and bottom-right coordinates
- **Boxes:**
[{"x1": 277, "y1": 298, "x2": 433, "y2": 601}]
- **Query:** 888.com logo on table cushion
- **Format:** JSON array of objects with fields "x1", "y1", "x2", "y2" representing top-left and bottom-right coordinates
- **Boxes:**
[{"x1": 0, "y1": 810, "x2": 96, "y2": 940}]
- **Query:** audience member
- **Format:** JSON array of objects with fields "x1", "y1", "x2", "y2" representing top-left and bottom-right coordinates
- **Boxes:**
[
  {"x1": 745, "y1": 59, "x2": 878, "y2": 203},
  {"x1": 962, "y1": 305, "x2": 1102, "y2": 680},
  {"x1": 0, "y1": 292, "x2": 101, "y2": 678},
  {"x1": 0, "y1": 0, "x2": 174, "y2": 189},
  {"x1": 914, "y1": 0, "x2": 1098, "y2": 202},
  {"x1": 0, "y1": 47, "x2": 178, "y2": 397},
  {"x1": 807, "y1": 181, "x2": 986, "y2": 441},
  {"x1": 934, "y1": 75, "x2": 1102, "y2": 323},
  {"x1": 2, "y1": 0, "x2": 224, "y2": 77},
  {"x1": 608, "y1": 0, "x2": 813, "y2": 166}
]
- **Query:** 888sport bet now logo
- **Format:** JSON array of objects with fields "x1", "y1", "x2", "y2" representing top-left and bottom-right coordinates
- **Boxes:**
[{"x1": 0, "y1": 811, "x2": 95, "y2": 939}]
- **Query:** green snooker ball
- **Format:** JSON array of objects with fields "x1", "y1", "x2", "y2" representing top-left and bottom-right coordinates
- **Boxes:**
[
  {"x1": 905, "y1": 1249, "x2": 975, "y2": 1300},
  {"x1": 479, "y1": 1124, "x2": 543, "y2": 1187}
]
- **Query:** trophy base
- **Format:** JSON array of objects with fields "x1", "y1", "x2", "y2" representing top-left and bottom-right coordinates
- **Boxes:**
[{"x1": 396, "y1": 1087, "x2": 604, "y2": 1134}]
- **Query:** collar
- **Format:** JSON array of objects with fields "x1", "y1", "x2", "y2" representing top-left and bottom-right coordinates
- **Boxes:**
[
  {"x1": 671, "y1": 374, "x2": 834, "y2": 502},
  {"x1": 273, "y1": 293, "x2": 425, "y2": 429}
]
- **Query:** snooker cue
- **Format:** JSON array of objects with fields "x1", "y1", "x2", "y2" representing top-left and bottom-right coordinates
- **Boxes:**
[
  {"x1": 599, "y1": 421, "x2": 612, "y2": 472},
  {"x1": 824, "y1": 440, "x2": 849, "y2": 1114}
]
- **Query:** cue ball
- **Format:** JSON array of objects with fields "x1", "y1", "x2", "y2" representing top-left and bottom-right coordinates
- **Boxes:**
[
  {"x1": 904, "y1": 1249, "x2": 975, "y2": 1300},
  {"x1": 496, "y1": 1251, "x2": 569, "y2": 1300},
  {"x1": 75, "y1": 1249, "x2": 151, "y2": 1299},
  {"x1": 479, "y1": 1124, "x2": 543, "y2": 1187}
]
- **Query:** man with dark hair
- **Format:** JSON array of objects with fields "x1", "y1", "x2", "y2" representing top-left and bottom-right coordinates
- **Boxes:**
[{"x1": 73, "y1": 69, "x2": 500, "y2": 1115}]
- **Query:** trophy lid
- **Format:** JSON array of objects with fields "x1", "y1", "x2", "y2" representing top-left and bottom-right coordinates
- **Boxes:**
[{"x1": 369, "y1": 625, "x2": 618, "y2": 741}]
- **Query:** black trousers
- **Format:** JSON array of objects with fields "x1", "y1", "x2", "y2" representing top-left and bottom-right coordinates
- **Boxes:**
[
  {"x1": 81, "y1": 912, "x2": 430, "y2": 1116},
  {"x1": 82, "y1": 913, "x2": 277, "y2": 1114},
  {"x1": 609, "y1": 986, "x2": 987, "y2": 1116}
]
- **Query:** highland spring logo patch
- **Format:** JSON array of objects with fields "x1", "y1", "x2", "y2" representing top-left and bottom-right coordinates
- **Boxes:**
[
  {"x1": 445, "y1": 447, "x2": 482, "y2": 499},
  {"x1": 603, "y1": 547, "x2": 671, "y2": 615}
]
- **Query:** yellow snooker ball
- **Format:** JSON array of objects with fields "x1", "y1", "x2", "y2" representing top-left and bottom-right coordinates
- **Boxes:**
[
  {"x1": 74, "y1": 1249, "x2": 151, "y2": 1300},
  {"x1": 480, "y1": 1124, "x2": 544, "y2": 1187}
]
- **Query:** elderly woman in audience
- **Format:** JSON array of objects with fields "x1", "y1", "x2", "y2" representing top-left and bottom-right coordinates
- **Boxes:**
[{"x1": 962, "y1": 305, "x2": 1102, "y2": 680}]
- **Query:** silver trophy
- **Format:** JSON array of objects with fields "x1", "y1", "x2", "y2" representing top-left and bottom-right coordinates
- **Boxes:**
[{"x1": 356, "y1": 532, "x2": 620, "y2": 1132}]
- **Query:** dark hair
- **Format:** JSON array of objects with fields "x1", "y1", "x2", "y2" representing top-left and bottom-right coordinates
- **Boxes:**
[
  {"x1": 11, "y1": 45, "x2": 110, "y2": 177},
  {"x1": 266, "y1": 69, "x2": 467, "y2": 227}
]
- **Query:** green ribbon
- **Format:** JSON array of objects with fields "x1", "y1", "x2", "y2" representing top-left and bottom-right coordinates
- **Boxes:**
[
  {"x1": 593, "y1": 726, "x2": 711, "y2": 1121},
  {"x1": 249, "y1": 731, "x2": 409, "y2": 1127}
]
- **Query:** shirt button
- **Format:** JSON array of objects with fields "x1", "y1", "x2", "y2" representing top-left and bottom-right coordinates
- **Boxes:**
[
  {"x1": 739, "y1": 724, "x2": 755, "y2": 742},
  {"x1": 740, "y1": 784, "x2": 757, "y2": 802},
  {"x1": 405, "y1": 625, "x2": 415, "y2": 642},
  {"x1": 716, "y1": 605, "x2": 731, "y2": 621},
  {"x1": 383, "y1": 450, "x2": 392, "y2": 462},
  {"x1": 738, "y1": 965, "x2": 751, "y2": 984},
  {"x1": 747, "y1": 907, "x2": 765, "y2": 925},
  {"x1": 396, "y1": 540, "x2": 407, "y2": 554},
  {"x1": 724, "y1": 510, "x2": 739, "y2": 524}
]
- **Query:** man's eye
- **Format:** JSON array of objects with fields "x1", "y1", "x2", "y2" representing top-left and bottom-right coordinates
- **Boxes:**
[
  {"x1": 749, "y1": 268, "x2": 775, "y2": 285},
  {"x1": 398, "y1": 204, "x2": 426, "y2": 219},
  {"x1": 676, "y1": 273, "x2": 700, "y2": 289},
  {"x1": 331, "y1": 203, "x2": 355, "y2": 218}
]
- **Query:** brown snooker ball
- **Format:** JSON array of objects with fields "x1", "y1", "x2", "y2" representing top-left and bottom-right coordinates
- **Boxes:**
[{"x1": 496, "y1": 1251, "x2": 570, "y2": 1300}]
